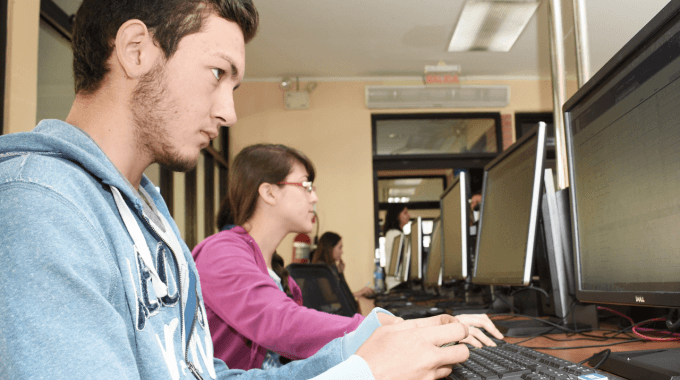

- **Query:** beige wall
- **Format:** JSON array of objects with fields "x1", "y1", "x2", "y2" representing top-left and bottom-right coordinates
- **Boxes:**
[
  {"x1": 230, "y1": 78, "x2": 574, "y2": 291},
  {"x1": 4, "y1": 0, "x2": 40, "y2": 133}
]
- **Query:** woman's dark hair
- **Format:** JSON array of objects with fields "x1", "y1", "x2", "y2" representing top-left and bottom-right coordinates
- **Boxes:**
[
  {"x1": 229, "y1": 144, "x2": 316, "y2": 226},
  {"x1": 216, "y1": 194, "x2": 235, "y2": 230},
  {"x1": 72, "y1": 0, "x2": 259, "y2": 95},
  {"x1": 311, "y1": 232, "x2": 342, "y2": 265},
  {"x1": 382, "y1": 203, "x2": 407, "y2": 233},
  {"x1": 271, "y1": 252, "x2": 293, "y2": 299}
]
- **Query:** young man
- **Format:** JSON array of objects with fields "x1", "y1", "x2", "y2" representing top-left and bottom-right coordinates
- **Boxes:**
[{"x1": 0, "y1": 1, "x2": 501, "y2": 379}]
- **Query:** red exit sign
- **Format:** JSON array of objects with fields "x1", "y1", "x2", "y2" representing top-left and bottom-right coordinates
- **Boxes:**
[{"x1": 424, "y1": 74, "x2": 459, "y2": 84}]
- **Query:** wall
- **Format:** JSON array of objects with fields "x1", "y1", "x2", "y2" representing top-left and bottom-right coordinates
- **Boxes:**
[
  {"x1": 231, "y1": 78, "x2": 574, "y2": 291},
  {"x1": 4, "y1": 0, "x2": 39, "y2": 133}
]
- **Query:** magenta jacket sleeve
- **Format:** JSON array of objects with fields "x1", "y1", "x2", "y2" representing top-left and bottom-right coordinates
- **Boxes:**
[
  {"x1": 289, "y1": 276, "x2": 304, "y2": 306},
  {"x1": 193, "y1": 228, "x2": 364, "y2": 361}
]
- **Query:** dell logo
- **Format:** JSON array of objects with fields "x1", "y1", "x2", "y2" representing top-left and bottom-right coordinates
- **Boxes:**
[{"x1": 635, "y1": 296, "x2": 645, "y2": 303}]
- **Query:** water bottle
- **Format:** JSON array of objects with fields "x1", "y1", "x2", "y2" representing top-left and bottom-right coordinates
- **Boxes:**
[{"x1": 373, "y1": 257, "x2": 385, "y2": 293}]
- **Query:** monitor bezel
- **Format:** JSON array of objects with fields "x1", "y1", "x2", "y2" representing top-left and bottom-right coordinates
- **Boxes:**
[
  {"x1": 440, "y1": 171, "x2": 470, "y2": 282},
  {"x1": 386, "y1": 233, "x2": 405, "y2": 278},
  {"x1": 472, "y1": 122, "x2": 547, "y2": 286},
  {"x1": 564, "y1": 0, "x2": 680, "y2": 308},
  {"x1": 408, "y1": 216, "x2": 423, "y2": 281},
  {"x1": 423, "y1": 217, "x2": 443, "y2": 288}
]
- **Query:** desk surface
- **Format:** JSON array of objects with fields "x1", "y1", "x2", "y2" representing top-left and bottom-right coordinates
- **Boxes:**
[
  {"x1": 358, "y1": 297, "x2": 680, "y2": 374},
  {"x1": 503, "y1": 327, "x2": 680, "y2": 364}
]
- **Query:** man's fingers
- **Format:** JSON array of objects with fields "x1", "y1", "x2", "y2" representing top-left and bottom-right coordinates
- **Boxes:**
[
  {"x1": 432, "y1": 341, "x2": 470, "y2": 367},
  {"x1": 456, "y1": 314, "x2": 505, "y2": 340},
  {"x1": 459, "y1": 327, "x2": 496, "y2": 348},
  {"x1": 411, "y1": 314, "x2": 460, "y2": 328},
  {"x1": 422, "y1": 320, "x2": 469, "y2": 347},
  {"x1": 434, "y1": 365, "x2": 454, "y2": 380}
]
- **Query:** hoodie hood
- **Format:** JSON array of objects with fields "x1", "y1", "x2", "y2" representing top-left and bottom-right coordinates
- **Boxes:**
[{"x1": 0, "y1": 119, "x2": 157, "y2": 213}]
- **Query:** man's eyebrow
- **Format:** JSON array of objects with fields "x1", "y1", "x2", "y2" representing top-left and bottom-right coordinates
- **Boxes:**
[{"x1": 214, "y1": 52, "x2": 240, "y2": 80}]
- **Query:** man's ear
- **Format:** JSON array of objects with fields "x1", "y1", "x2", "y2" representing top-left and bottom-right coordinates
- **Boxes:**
[
  {"x1": 115, "y1": 19, "x2": 161, "y2": 79},
  {"x1": 258, "y1": 183, "x2": 277, "y2": 207}
]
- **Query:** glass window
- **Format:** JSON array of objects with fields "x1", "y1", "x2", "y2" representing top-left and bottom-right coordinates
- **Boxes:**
[
  {"x1": 37, "y1": 14, "x2": 75, "y2": 123},
  {"x1": 378, "y1": 177, "x2": 444, "y2": 203},
  {"x1": 374, "y1": 115, "x2": 499, "y2": 156}
]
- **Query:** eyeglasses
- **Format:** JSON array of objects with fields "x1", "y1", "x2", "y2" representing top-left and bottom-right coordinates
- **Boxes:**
[{"x1": 277, "y1": 181, "x2": 316, "y2": 193}]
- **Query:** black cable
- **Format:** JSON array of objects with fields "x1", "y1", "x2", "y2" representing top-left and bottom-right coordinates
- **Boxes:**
[
  {"x1": 510, "y1": 285, "x2": 551, "y2": 304},
  {"x1": 492, "y1": 292, "x2": 520, "y2": 314},
  {"x1": 666, "y1": 308, "x2": 680, "y2": 331},
  {"x1": 578, "y1": 348, "x2": 611, "y2": 369},
  {"x1": 489, "y1": 313, "x2": 592, "y2": 335},
  {"x1": 522, "y1": 338, "x2": 643, "y2": 350}
]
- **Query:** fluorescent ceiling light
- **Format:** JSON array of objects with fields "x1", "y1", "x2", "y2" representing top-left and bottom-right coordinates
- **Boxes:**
[
  {"x1": 448, "y1": 0, "x2": 540, "y2": 52},
  {"x1": 393, "y1": 178, "x2": 423, "y2": 186},
  {"x1": 388, "y1": 187, "x2": 417, "y2": 196}
]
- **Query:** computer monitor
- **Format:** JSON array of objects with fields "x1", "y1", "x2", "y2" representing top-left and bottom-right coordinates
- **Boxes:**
[
  {"x1": 440, "y1": 172, "x2": 470, "y2": 283},
  {"x1": 564, "y1": 1, "x2": 680, "y2": 377},
  {"x1": 423, "y1": 218, "x2": 443, "y2": 289},
  {"x1": 386, "y1": 233, "x2": 404, "y2": 278},
  {"x1": 403, "y1": 217, "x2": 423, "y2": 282},
  {"x1": 472, "y1": 122, "x2": 547, "y2": 286}
]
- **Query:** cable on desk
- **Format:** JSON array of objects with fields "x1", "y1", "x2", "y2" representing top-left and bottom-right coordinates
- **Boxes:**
[
  {"x1": 578, "y1": 348, "x2": 611, "y2": 369},
  {"x1": 491, "y1": 291, "x2": 520, "y2": 314},
  {"x1": 509, "y1": 285, "x2": 551, "y2": 304},
  {"x1": 522, "y1": 338, "x2": 643, "y2": 350},
  {"x1": 489, "y1": 313, "x2": 593, "y2": 335},
  {"x1": 598, "y1": 306, "x2": 680, "y2": 341},
  {"x1": 666, "y1": 308, "x2": 680, "y2": 331}
]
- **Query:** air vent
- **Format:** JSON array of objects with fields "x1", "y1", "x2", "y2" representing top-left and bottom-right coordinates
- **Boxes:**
[{"x1": 365, "y1": 85, "x2": 509, "y2": 109}]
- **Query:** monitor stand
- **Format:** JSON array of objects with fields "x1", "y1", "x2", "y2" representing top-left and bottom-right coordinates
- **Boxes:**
[
  {"x1": 590, "y1": 348, "x2": 680, "y2": 380},
  {"x1": 492, "y1": 317, "x2": 592, "y2": 337},
  {"x1": 493, "y1": 303, "x2": 598, "y2": 337}
]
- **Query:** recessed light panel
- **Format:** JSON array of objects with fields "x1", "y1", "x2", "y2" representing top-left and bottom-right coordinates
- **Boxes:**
[{"x1": 448, "y1": 0, "x2": 540, "y2": 52}]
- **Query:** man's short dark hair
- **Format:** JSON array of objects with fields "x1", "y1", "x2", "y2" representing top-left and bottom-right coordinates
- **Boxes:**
[{"x1": 72, "y1": 0, "x2": 258, "y2": 95}]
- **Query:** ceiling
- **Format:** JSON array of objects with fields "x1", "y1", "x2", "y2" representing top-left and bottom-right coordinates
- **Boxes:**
[{"x1": 51, "y1": 0, "x2": 672, "y2": 82}]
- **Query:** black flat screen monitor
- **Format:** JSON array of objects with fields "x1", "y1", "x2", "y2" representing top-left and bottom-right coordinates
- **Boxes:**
[
  {"x1": 403, "y1": 217, "x2": 423, "y2": 282},
  {"x1": 386, "y1": 233, "x2": 404, "y2": 278},
  {"x1": 564, "y1": 1, "x2": 680, "y2": 377},
  {"x1": 423, "y1": 218, "x2": 442, "y2": 289},
  {"x1": 565, "y1": 0, "x2": 680, "y2": 309},
  {"x1": 473, "y1": 123, "x2": 546, "y2": 285},
  {"x1": 440, "y1": 172, "x2": 470, "y2": 282}
]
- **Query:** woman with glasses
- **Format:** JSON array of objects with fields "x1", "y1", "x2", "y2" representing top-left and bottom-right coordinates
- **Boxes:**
[
  {"x1": 192, "y1": 144, "x2": 367, "y2": 371},
  {"x1": 192, "y1": 143, "x2": 503, "y2": 371}
]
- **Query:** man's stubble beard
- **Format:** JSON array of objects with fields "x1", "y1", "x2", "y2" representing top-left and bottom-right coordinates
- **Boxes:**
[{"x1": 131, "y1": 60, "x2": 198, "y2": 173}]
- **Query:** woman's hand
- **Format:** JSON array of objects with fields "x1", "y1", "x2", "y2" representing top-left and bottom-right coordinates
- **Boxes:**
[
  {"x1": 336, "y1": 258, "x2": 345, "y2": 273},
  {"x1": 353, "y1": 286, "x2": 375, "y2": 298}
]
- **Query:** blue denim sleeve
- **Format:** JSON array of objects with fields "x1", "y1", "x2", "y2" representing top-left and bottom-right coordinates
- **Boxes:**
[{"x1": 212, "y1": 308, "x2": 391, "y2": 379}]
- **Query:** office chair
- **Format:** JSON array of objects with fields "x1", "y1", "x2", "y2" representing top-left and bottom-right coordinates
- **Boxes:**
[{"x1": 286, "y1": 263, "x2": 358, "y2": 317}]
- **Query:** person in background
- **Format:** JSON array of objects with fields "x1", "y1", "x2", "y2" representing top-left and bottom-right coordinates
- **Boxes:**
[
  {"x1": 311, "y1": 231, "x2": 375, "y2": 303},
  {"x1": 215, "y1": 194, "x2": 301, "y2": 368},
  {"x1": 192, "y1": 144, "x2": 502, "y2": 371},
  {"x1": 192, "y1": 144, "x2": 368, "y2": 370},
  {"x1": 382, "y1": 203, "x2": 411, "y2": 289},
  {"x1": 470, "y1": 191, "x2": 482, "y2": 226}
]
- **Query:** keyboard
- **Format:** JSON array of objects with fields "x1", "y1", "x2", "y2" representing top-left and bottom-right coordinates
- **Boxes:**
[{"x1": 449, "y1": 340, "x2": 625, "y2": 380}]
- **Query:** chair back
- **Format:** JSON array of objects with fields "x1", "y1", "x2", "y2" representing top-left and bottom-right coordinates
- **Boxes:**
[{"x1": 286, "y1": 263, "x2": 357, "y2": 317}]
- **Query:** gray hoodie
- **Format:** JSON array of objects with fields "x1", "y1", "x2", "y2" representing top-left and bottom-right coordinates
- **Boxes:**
[{"x1": 0, "y1": 120, "x2": 380, "y2": 380}]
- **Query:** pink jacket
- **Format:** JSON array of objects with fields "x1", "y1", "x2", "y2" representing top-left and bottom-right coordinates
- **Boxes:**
[{"x1": 192, "y1": 227, "x2": 365, "y2": 370}]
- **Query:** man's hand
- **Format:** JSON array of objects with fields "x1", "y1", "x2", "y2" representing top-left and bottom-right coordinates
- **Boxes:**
[
  {"x1": 453, "y1": 314, "x2": 504, "y2": 348},
  {"x1": 356, "y1": 314, "x2": 470, "y2": 380}
]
